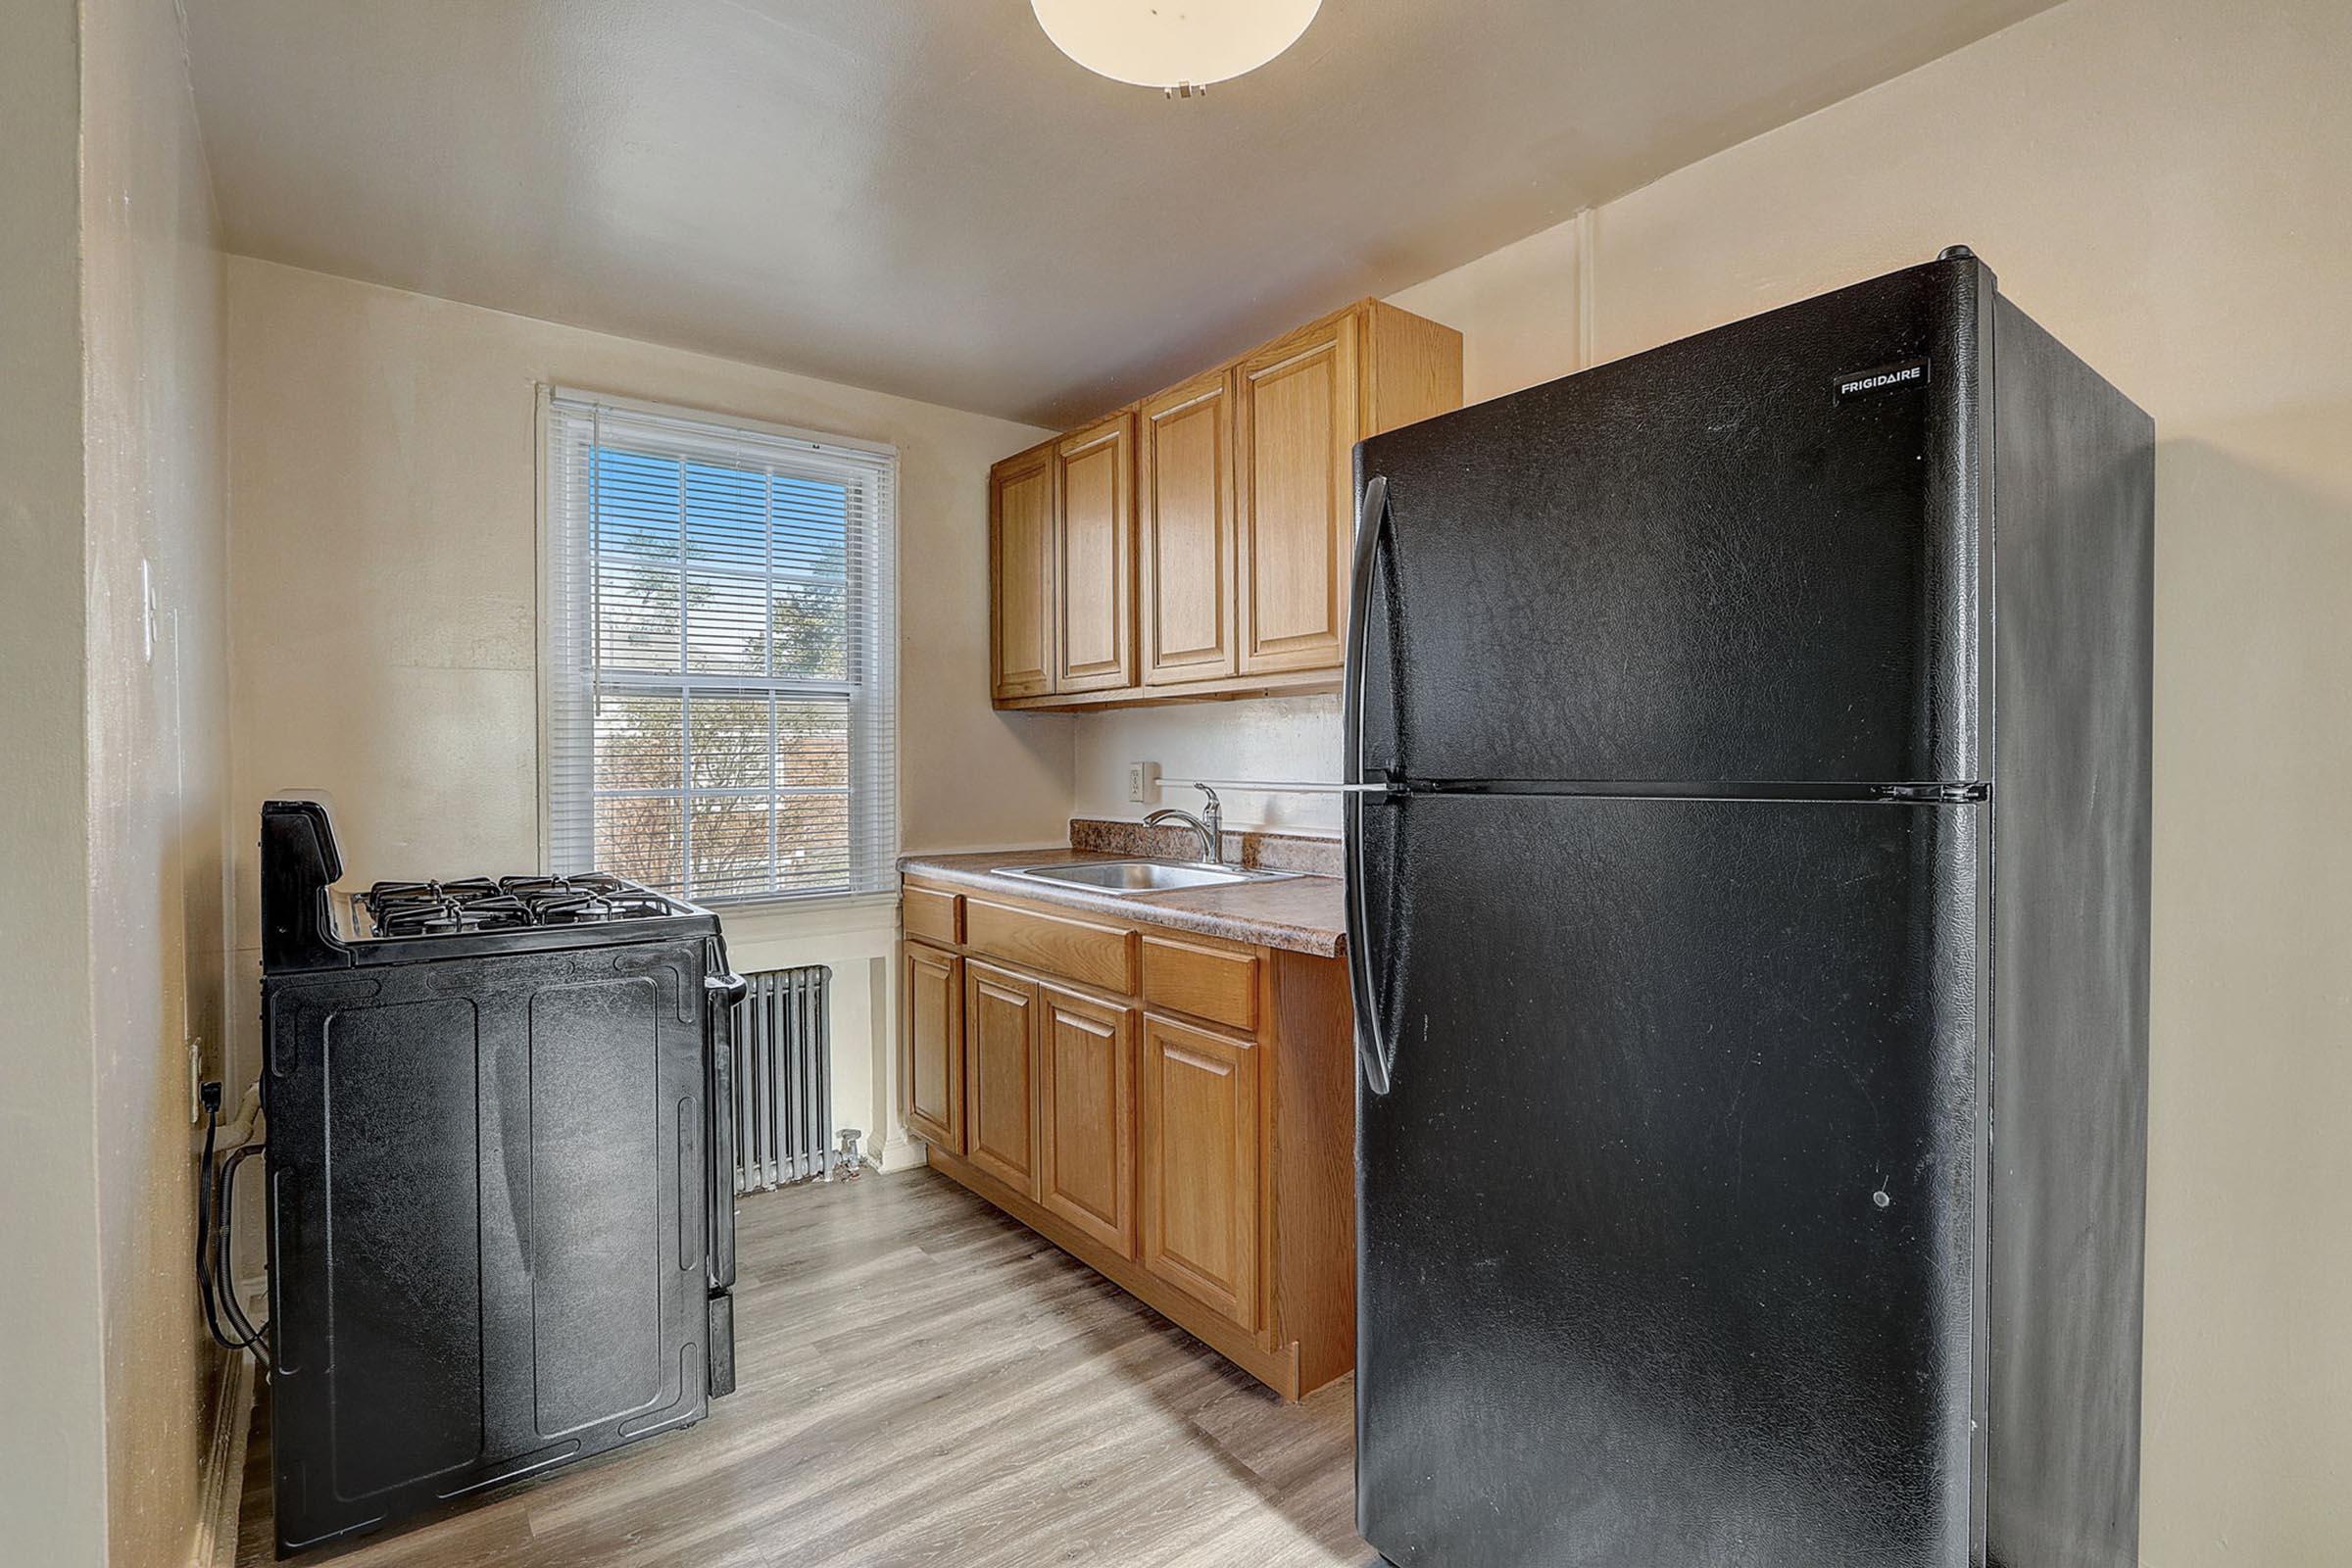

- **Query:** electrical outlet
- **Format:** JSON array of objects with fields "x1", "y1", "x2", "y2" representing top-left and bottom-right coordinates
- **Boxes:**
[
  {"x1": 1127, "y1": 760, "x2": 1160, "y2": 805},
  {"x1": 188, "y1": 1035, "x2": 206, "y2": 1126}
]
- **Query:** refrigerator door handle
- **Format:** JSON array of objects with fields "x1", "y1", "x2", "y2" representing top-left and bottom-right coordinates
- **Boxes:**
[{"x1": 1345, "y1": 474, "x2": 1396, "y2": 1096}]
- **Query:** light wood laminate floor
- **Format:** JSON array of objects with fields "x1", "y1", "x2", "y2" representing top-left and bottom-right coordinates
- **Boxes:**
[{"x1": 236, "y1": 1166, "x2": 1370, "y2": 1566}]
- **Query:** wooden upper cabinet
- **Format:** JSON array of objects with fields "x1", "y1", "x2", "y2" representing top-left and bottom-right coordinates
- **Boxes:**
[
  {"x1": 1037, "y1": 984, "x2": 1139, "y2": 1258},
  {"x1": 1359, "y1": 299, "x2": 1469, "y2": 441},
  {"x1": 1052, "y1": 413, "x2": 1137, "y2": 693},
  {"x1": 1140, "y1": 1012, "x2": 1261, "y2": 1332},
  {"x1": 1235, "y1": 310, "x2": 1363, "y2": 676},
  {"x1": 963, "y1": 959, "x2": 1043, "y2": 1198},
  {"x1": 902, "y1": 941, "x2": 964, "y2": 1154},
  {"x1": 987, "y1": 299, "x2": 1458, "y2": 710},
  {"x1": 989, "y1": 441, "x2": 1056, "y2": 701},
  {"x1": 1138, "y1": 370, "x2": 1238, "y2": 685}
]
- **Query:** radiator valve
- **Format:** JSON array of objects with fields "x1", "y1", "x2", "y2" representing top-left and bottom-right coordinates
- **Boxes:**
[{"x1": 835, "y1": 1128, "x2": 865, "y2": 1178}]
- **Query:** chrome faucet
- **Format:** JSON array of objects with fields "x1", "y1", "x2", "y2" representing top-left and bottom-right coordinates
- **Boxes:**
[{"x1": 1145, "y1": 784, "x2": 1226, "y2": 866}]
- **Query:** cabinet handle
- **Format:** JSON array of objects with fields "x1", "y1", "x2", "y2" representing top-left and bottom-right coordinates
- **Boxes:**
[{"x1": 1343, "y1": 475, "x2": 1395, "y2": 1097}]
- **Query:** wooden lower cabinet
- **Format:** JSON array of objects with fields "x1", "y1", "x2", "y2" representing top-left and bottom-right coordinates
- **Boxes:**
[
  {"x1": 1140, "y1": 1013, "x2": 1259, "y2": 1332},
  {"x1": 964, "y1": 960, "x2": 1042, "y2": 1197},
  {"x1": 901, "y1": 940, "x2": 963, "y2": 1153},
  {"x1": 900, "y1": 875, "x2": 1354, "y2": 1400},
  {"x1": 1037, "y1": 984, "x2": 1138, "y2": 1256}
]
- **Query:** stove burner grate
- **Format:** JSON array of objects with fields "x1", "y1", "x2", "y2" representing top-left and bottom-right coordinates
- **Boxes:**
[{"x1": 360, "y1": 873, "x2": 684, "y2": 939}]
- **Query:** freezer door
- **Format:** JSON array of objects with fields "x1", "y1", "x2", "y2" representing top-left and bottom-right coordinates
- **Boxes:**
[
  {"x1": 1353, "y1": 255, "x2": 1986, "y2": 788},
  {"x1": 1355, "y1": 792, "x2": 1985, "y2": 1568}
]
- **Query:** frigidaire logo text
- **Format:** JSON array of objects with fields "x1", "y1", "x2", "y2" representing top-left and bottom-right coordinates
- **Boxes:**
[
  {"x1": 1836, "y1": 357, "x2": 1932, "y2": 401},
  {"x1": 1841, "y1": 366, "x2": 1923, "y2": 394}
]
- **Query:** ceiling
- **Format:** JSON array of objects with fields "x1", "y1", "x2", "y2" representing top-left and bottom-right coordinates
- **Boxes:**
[{"x1": 183, "y1": 0, "x2": 2062, "y2": 428}]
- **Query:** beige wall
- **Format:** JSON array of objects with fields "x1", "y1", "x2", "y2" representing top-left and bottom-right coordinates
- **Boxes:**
[
  {"x1": 80, "y1": 0, "x2": 235, "y2": 1559},
  {"x1": 0, "y1": 0, "x2": 233, "y2": 1562},
  {"x1": 1406, "y1": 0, "x2": 2352, "y2": 1559},
  {"x1": 0, "y1": 1, "x2": 111, "y2": 1561},
  {"x1": 223, "y1": 260, "x2": 1063, "y2": 1167}
]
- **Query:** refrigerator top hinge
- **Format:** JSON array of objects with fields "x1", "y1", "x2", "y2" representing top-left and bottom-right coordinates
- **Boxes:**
[{"x1": 1874, "y1": 781, "x2": 1991, "y2": 805}]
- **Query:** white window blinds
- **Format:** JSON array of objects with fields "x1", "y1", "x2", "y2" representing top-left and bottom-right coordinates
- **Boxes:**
[{"x1": 540, "y1": 388, "x2": 898, "y2": 903}]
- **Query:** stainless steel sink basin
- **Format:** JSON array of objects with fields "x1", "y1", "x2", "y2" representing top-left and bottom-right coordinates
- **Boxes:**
[{"x1": 1000, "y1": 859, "x2": 1298, "y2": 896}]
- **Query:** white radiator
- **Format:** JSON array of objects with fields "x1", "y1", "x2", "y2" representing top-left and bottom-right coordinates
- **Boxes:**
[{"x1": 732, "y1": 965, "x2": 835, "y2": 1193}]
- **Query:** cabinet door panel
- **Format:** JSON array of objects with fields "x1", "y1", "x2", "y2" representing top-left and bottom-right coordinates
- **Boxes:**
[
  {"x1": 964, "y1": 960, "x2": 1042, "y2": 1197},
  {"x1": 1141, "y1": 1013, "x2": 1260, "y2": 1331},
  {"x1": 1139, "y1": 372, "x2": 1237, "y2": 684},
  {"x1": 990, "y1": 442, "x2": 1056, "y2": 700},
  {"x1": 1039, "y1": 985, "x2": 1139, "y2": 1257},
  {"x1": 1236, "y1": 311, "x2": 1361, "y2": 675},
  {"x1": 1054, "y1": 414, "x2": 1137, "y2": 692},
  {"x1": 902, "y1": 942, "x2": 963, "y2": 1153}
]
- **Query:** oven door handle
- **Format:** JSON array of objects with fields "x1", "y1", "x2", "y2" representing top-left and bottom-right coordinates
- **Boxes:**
[{"x1": 704, "y1": 969, "x2": 747, "y2": 1292}]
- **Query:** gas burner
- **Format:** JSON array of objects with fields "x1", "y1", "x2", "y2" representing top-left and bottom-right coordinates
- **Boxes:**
[
  {"x1": 375, "y1": 902, "x2": 531, "y2": 937},
  {"x1": 532, "y1": 890, "x2": 680, "y2": 925},
  {"x1": 365, "y1": 877, "x2": 501, "y2": 905},
  {"x1": 501, "y1": 874, "x2": 679, "y2": 924},
  {"x1": 363, "y1": 881, "x2": 536, "y2": 938},
  {"x1": 498, "y1": 873, "x2": 628, "y2": 899}
]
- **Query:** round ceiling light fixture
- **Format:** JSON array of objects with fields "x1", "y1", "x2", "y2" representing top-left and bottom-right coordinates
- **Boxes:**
[{"x1": 1031, "y1": 0, "x2": 1322, "y2": 97}]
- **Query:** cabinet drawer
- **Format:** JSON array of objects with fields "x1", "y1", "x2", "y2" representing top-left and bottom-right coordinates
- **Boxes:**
[
  {"x1": 1140, "y1": 935, "x2": 1258, "y2": 1032},
  {"x1": 964, "y1": 898, "x2": 1136, "y2": 995},
  {"x1": 903, "y1": 884, "x2": 961, "y2": 946}
]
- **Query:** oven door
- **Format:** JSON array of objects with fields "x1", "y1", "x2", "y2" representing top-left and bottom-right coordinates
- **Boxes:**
[{"x1": 704, "y1": 958, "x2": 748, "y2": 1396}]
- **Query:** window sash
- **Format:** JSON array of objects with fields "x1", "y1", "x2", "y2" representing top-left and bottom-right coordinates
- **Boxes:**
[{"x1": 540, "y1": 387, "x2": 898, "y2": 904}]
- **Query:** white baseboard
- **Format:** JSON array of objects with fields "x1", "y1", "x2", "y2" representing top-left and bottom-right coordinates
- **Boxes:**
[
  {"x1": 875, "y1": 1135, "x2": 930, "y2": 1174},
  {"x1": 192, "y1": 1348, "x2": 256, "y2": 1568}
]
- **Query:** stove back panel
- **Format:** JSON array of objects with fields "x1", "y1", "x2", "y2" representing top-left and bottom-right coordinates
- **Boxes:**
[{"x1": 266, "y1": 939, "x2": 712, "y2": 1554}]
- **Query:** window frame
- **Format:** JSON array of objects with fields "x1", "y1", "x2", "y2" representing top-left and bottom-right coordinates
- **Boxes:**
[{"x1": 536, "y1": 385, "x2": 900, "y2": 906}]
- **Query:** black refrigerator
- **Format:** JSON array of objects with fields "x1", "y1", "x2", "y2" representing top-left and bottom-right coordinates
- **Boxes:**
[{"x1": 1344, "y1": 251, "x2": 2151, "y2": 1568}]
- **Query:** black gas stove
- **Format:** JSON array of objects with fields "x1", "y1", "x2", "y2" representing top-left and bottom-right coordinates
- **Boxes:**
[{"x1": 257, "y1": 800, "x2": 744, "y2": 1556}]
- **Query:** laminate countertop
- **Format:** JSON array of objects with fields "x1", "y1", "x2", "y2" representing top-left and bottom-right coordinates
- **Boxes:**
[{"x1": 900, "y1": 848, "x2": 1348, "y2": 958}]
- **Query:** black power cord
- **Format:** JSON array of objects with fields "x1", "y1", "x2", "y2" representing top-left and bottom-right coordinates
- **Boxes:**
[
  {"x1": 215, "y1": 1143, "x2": 270, "y2": 1353},
  {"x1": 197, "y1": 1082, "x2": 271, "y2": 1366}
]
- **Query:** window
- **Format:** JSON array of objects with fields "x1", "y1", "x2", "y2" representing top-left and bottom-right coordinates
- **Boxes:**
[{"x1": 540, "y1": 389, "x2": 897, "y2": 903}]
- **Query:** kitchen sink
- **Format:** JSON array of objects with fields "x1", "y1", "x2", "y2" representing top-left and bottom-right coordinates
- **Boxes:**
[{"x1": 1000, "y1": 859, "x2": 1299, "y2": 896}]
